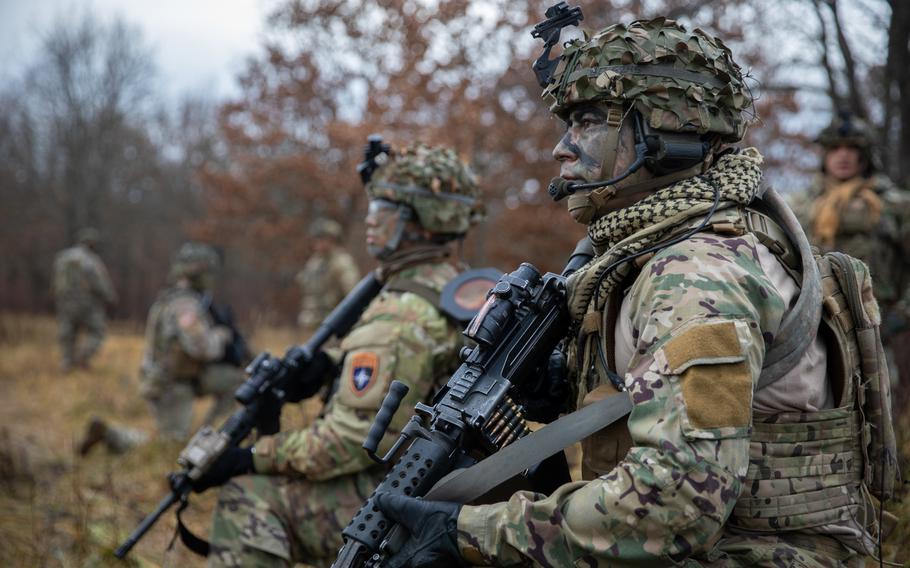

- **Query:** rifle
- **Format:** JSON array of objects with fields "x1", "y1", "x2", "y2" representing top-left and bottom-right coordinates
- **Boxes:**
[
  {"x1": 332, "y1": 240, "x2": 594, "y2": 568},
  {"x1": 115, "y1": 272, "x2": 385, "y2": 559},
  {"x1": 201, "y1": 293, "x2": 251, "y2": 367}
]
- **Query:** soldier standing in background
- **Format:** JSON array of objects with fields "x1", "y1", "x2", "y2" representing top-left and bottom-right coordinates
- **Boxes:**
[
  {"x1": 52, "y1": 227, "x2": 117, "y2": 372},
  {"x1": 80, "y1": 242, "x2": 247, "y2": 454},
  {"x1": 296, "y1": 219, "x2": 361, "y2": 329},
  {"x1": 190, "y1": 142, "x2": 484, "y2": 568},
  {"x1": 793, "y1": 113, "x2": 910, "y2": 397}
]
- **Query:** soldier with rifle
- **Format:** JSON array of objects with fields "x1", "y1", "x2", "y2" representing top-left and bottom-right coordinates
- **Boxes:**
[
  {"x1": 115, "y1": 141, "x2": 487, "y2": 566},
  {"x1": 335, "y1": 4, "x2": 898, "y2": 567},
  {"x1": 80, "y1": 242, "x2": 249, "y2": 454},
  {"x1": 198, "y1": 141, "x2": 486, "y2": 567}
]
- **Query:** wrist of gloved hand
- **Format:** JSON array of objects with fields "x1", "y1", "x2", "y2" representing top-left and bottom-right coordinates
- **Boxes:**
[
  {"x1": 375, "y1": 493, "x2": 464, "y2": 568},
  {"x1": 519, "y1": 347, "x2": 568, "y2": 423},
  {"x1": 284, "y1": 349, "x2": 337, "y2": 403},
  {"x1": 190, "y1": 446, "x2": 254, "y2": 493}
]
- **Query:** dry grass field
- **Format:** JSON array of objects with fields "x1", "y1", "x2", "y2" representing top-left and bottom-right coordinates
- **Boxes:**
[
  {"x1": 0, "y1": 314, "x2": 320, "y2": 567},
  {"x1": 0, "y1": 313, "x2": 907, "y2": 566}
]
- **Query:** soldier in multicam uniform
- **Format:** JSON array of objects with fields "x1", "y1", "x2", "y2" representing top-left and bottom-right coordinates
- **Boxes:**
[
  {"x1": 52, "y1": 227, "x2": 117, "y2": 371},
  {"x1": 296, "y1": 218, "x2": 361, "y2": 329},
  {"x1": 376, "y1": 18, "x2": 891, "y2": 567},
  {"x1": 137, "y1": 242, "x2": 246, "y2": 439},
  {"x1": 792, "y1": 113, "x2": 910, "y2": 391},
  {"x1": 190, "y1": 143, "x2": 484, "y2": 567},
  {"x1": 80, "y1": 242, "x2": 245, "y2": 454}
]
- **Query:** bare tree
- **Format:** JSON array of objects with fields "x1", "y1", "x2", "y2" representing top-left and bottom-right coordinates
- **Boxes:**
[
  {"x1": 0, "y1": 13, "x2": 219, "y2": 318},
  {"x1": 24, "y1": 14, "x2": 154, "y2": 241},
  {"x1": 884, "y1": 0, "x2": 910, "y2": 184}
]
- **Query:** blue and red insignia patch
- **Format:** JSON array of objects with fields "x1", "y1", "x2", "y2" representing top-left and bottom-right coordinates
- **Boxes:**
[{"x1": 349, "y1": 352, "x2": 379, "y2": 396}]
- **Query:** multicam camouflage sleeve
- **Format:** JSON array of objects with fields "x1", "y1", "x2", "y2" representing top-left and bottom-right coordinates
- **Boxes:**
[
  {"x1": 252, "y1": 288, "x2": 459, "y2": 480},
  {"x1": 89, "y1": 254, "x2": 118, "y2": 305},
  {"x1": 457, "y1": 234, "x2": 787, "y2": 565},
  {"x1": 170, "y1": 295, "x2": 231, "y2": 362}
]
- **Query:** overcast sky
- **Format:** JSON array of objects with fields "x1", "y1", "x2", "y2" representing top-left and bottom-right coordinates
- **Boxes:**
[{"x1": 0, "y1": 0, "x2": 270, "y2": 100}]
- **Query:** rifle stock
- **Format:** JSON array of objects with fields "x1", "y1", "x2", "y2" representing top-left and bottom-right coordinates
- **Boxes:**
[{"x1": 115, "y1": 272, "x2": 384, "y2": 559}]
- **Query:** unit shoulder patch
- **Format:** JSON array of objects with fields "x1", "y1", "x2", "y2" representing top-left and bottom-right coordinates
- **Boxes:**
[{"x1": 348, "y1": 352, "x2": 379, "y2": 396}]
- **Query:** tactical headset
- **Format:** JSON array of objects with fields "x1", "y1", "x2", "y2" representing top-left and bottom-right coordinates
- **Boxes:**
[{"x1": 547, "y1": 111, "x2": 711, "y2": 202}]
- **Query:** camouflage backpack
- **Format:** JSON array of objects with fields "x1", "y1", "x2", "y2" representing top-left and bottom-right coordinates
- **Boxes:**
[
  {"x1": 728, "y1": 242, "x2": 899, "y2": 543},
  {"x1": 816, "y1": 252, "x2": 898, "y2": 501}
]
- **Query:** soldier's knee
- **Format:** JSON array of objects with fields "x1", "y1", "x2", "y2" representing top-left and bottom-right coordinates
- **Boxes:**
[
  {"x1": 207, "y1": 544, "x2": 291, "y2": 568},
  {"x1": 210, "y1": 482, "x2": 293, "y2": 568}
]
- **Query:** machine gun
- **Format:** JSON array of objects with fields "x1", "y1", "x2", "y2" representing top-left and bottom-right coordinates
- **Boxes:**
[
  {"x1": 115, "y1": 272, "x2": 385, "y2": 559},
  {"x1": 201, "y1": 293, "x2": 251, "y2": 368},
  {"x1": 531, "y1": 1, "x2": 584, "y2": 88},
  {"x1": 331, "y1": 240, "x2": 594, "y2": 568}
]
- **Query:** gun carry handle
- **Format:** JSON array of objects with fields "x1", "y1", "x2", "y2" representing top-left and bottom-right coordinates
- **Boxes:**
[{"x1": 363, "y1": 380, "x2": 410, "y2": 463}]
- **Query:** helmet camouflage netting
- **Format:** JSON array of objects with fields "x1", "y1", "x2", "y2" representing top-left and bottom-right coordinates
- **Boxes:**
[
  {"x1": 366, "y1": 143, "x2": 484, "y2": 235},
  {"x1": 309, "y1": 218, "x2": 344, "y2": 240},
  {"x1": 77, "y1": 227, "x2": 101, "y2": 245},
  {"x1": 170, "y1": 242, "x2": 220, "y2": 280},
  {"x1": 816, "y1": 111, "x2": 879, "y2": 174},
  {"x1": 544, "y1": 17, "x2": 753, "y2": 142},
  {"x1": 816, "y1": 112, "x2": 875, "y2": 150}
]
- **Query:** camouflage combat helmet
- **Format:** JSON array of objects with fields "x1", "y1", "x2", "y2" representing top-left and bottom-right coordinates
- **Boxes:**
[
  {"x1": 545, "y1": 18, "x2": 753, "y2": 142},
  {"x1": 77, "y1": 227, "x2": 101, "y2": 245},
  {"x1": 366, "y1": 143, "x2": 484, "y2": 236},
  {"x1": 169, "y1": 242, "x2": 220, "y2": 284},
  {"x1": 309, "y1": 218, "x2": 344, "y2": 241},
  {"x1": 816, "y1": 111, "x2": 878, "y2": 174}
]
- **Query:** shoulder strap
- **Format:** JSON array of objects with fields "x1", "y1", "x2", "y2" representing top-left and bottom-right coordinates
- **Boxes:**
[
  {"x1": 424, "y1": 392, "x2": 632, "y2": 503},
  {"x1": 174, "y1": 498, "x2": 210, "y2": 556},
  {"x1": 753, "y1": 188, "x2": 824, "y2": 390},
  {"x1": 383, "y1": 277, "x2": 442, "y2": 311}
]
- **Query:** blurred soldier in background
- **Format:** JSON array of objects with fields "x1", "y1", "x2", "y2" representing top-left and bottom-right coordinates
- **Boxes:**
[
  {"x1": 793, "y1": 112, "x2": 910, "y2": 396},
  {"x1": 296, "y1": 219, "x2": 360, "y2": 329},
  {"x1": 52, "y1": 227, "x2": 118, "y2": 372},
  {"x1": 80, "y1": 242, "x2": 248, "y2": 454},
  {"x1": 191, "y1": 143, "x2": 484, "y2": 568}
]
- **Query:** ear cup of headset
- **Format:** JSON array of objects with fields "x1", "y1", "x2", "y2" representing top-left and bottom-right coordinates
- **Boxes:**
[{"x1": 633, "y1": 112, "x2": 709, "y2": 176}]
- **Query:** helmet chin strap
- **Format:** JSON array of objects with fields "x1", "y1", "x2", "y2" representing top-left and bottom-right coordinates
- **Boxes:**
[
  {"x1": 369, "y1": 205, "x2": 414, "y2": 260},
  {"x1": 548, "y1": 107, "x2": 648, "y2": 202},
  {"x1": 551, "y1": 109, "x2": 704, "y2": 225},
  {"x1": 553, "y1": 105, "x2": 647, "y2": 224}
]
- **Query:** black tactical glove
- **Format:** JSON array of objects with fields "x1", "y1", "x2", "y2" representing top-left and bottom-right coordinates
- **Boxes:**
[
  {"x1": 284, "y1": 349, "x2": 337, "y2": 403},
  {"x1": 254, "y1": 390, "x2": 283, "y2": 435},
  {"x1": 190, "y1": 447, "x2": 254, "y2": 493},
  {"x1": 518, "y1": 346, "x2": 569, "y2": 423},
  {"x1": 375, "y1": 493, "x2": 464, "y2": 568}
]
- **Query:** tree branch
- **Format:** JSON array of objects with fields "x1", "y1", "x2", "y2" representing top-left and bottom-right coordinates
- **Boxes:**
[
  {"x1": 812, "y1": 0, "x2": 844, "y2": 111},
  {"x1": 825, "y1": 0, "x2": 868, "y2": 119}
]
